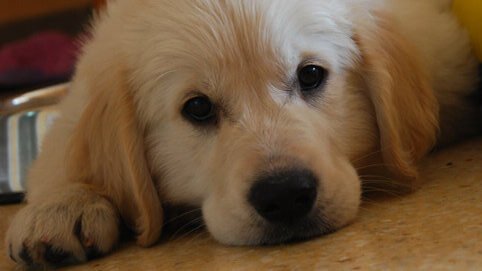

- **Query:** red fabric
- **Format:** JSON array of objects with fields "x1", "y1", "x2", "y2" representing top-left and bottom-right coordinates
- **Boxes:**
[{"x1": 0, "y1": 31, "x2": 79, "y2": 88}]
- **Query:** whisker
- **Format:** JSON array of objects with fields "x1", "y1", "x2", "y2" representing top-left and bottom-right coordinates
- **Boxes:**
[
  {"x1": 351, "y1": 149, "x2": 383, "y2": 164},
  {"x1": 360, "y1": 175, "x2": 399, "y2": 185},
  {"x1": 361, "y1": 180, "x2": 395, "y2": 186},
  {"x1": 169, "y1": 217, "x2": 204, "y2": 241},
  {"x1": 358, "y1": 174, "x2": 390, "y2": 179},
  {"x1": 164, "y1": 208, "x2": 202, "y2": 226},
  {"x1": 177, "y1": 222, "x2": 206, "y2": 243},
  {"x1": 184, "y1": 225, "x2": 210, "y2": 246},
  {"x1": 351, "y1": 143, "x2": 405, "y2": 164},
  {"x1": 355, "y1": 162, "x2": 400, "y2": 171},
  {"x1": 361, "y1": 187, "x2": 406, "y2": 198},
  {"x1": 362, "y1": 179, "x2": 410, "y2": 188}
]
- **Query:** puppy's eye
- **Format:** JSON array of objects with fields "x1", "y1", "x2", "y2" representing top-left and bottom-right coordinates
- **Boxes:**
[
  {"x1": 182, "y1": 96, "x2": 216, "y2": 124},
  {"x1": 298, "y1": 65, "x2": 328, "y2": 91}
]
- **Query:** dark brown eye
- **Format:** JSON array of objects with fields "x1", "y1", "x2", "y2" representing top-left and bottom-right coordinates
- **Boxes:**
[
  {"x1": 298, "y1": 65, "x2": 328, "y2": 91},
  {"x1": 182, "y1": 96, "x2": 216, "y2": 124}
]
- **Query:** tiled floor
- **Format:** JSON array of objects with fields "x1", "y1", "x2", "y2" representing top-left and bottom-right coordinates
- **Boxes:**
[{"x1": 0, "y1": 138, "x2": 481, "y2": 270}]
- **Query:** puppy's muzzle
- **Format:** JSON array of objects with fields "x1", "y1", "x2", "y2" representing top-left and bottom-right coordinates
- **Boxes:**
[{"x1": 248, "y1": 169, "x2": 318, "y2": 224}]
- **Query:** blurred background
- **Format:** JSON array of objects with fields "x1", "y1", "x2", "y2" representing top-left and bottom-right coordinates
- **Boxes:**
[
  {"x1": 0, "y1": 0, "x2": 105, "y2": 98},
  {"x1": 0, "y1": 0, "x2": 105, "y2": 201}
]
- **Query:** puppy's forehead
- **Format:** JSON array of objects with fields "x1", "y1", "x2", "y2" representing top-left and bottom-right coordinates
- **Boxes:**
[
  {"x1": 147, "y1": 1, "x2": 283, "y2": 83},
  {"x1": 127, "y1": 0, "x2": 357, "y2": 97}
]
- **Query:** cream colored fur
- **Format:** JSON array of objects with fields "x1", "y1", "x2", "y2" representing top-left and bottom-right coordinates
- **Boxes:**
[{"x1": 6, "y1": 0, "x2": 479, "y2": 267}]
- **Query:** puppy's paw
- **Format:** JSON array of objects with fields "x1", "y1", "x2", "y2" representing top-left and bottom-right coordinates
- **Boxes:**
[{"x1": 6, "y1": 191, "x2": 119, "y2": 267}]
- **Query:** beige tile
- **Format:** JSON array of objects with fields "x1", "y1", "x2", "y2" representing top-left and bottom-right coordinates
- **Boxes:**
[{"x1": 1, "y1": 138, "x2": 481, "y2": 270}]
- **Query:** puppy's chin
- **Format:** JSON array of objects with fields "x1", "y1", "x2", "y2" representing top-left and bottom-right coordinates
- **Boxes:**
[
  {"x1": 250, "y1": 214, "x2": 338, "y2": 246},
  {"x1": 205, "y1": 214, "x2": 356, "y2": 246},
  {"x1": 202, "y1": 201, "x2": 359, "y2": 246}
]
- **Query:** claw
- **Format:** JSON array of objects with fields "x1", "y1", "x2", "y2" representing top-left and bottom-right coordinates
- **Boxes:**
[
  {"x1": 74, "y1": 215, "x2": 95, "y2": 247},
  {"x1": 74, "y1": 215, "x2": 83, "y2": 239},
  {"x1": 44, "y1": 244, "x2": 72, "y2": 264},
  {"x1": 8, "y1": 243, "x2": 16, "y2": 263},
  {"x1": 19, "y1": 243, "x2": 33, "y2": 265},
  {"x1": 86, "y1": 246, "x2": 102, "y2": 260}
]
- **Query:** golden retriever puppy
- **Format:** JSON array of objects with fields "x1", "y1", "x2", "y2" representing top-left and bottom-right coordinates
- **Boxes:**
[{"x1": 6, "y1": 0, "x2": 480, "y2": 267}]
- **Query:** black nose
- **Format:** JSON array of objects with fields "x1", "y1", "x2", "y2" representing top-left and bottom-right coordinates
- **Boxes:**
[{"x1": 248, "y1": 169, "x2": 318, "y2": 224}]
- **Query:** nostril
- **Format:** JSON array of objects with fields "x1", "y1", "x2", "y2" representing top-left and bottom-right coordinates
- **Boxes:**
[
  {"x1": 249, "y1": 169, "x2": 318, "y2": 224},
  {"x1": 262, "y1": 204, "x2": 280, "y2": 215},
  {"x1": 295, "y1": 187, "x2": 317, "y2": 205},
  {"x1": 295, "y1": 194, "x2": 312, "y2": 206}
]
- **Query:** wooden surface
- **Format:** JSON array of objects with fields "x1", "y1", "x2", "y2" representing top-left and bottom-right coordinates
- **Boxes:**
[
  {"x1": 0, "y1": 0, "x2": 93, "y2": 24},
  {"x1": 1, "y1": 138, "x2": 482, "y2": 270}
]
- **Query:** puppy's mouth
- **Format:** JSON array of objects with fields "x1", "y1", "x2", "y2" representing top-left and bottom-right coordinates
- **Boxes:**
[
  {"x1": 162, "y1": 205, "x2": 334, "y2": 245},
  {"x1": 254, "y1": 213, "x2": 335, "y2": 245}
]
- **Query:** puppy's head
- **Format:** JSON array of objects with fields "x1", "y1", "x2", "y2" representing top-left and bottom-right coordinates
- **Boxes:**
[{"x1": 70, "y1": 0, "x2": 438, "y2": 246}]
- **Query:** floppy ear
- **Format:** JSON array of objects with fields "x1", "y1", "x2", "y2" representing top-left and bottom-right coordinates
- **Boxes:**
[
  {"x1": 355, "y1": 11, "x2": 439, "y2": 184},
  {"x1": 65, "y1": 69, "x2": 163, "y2": 247}
]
